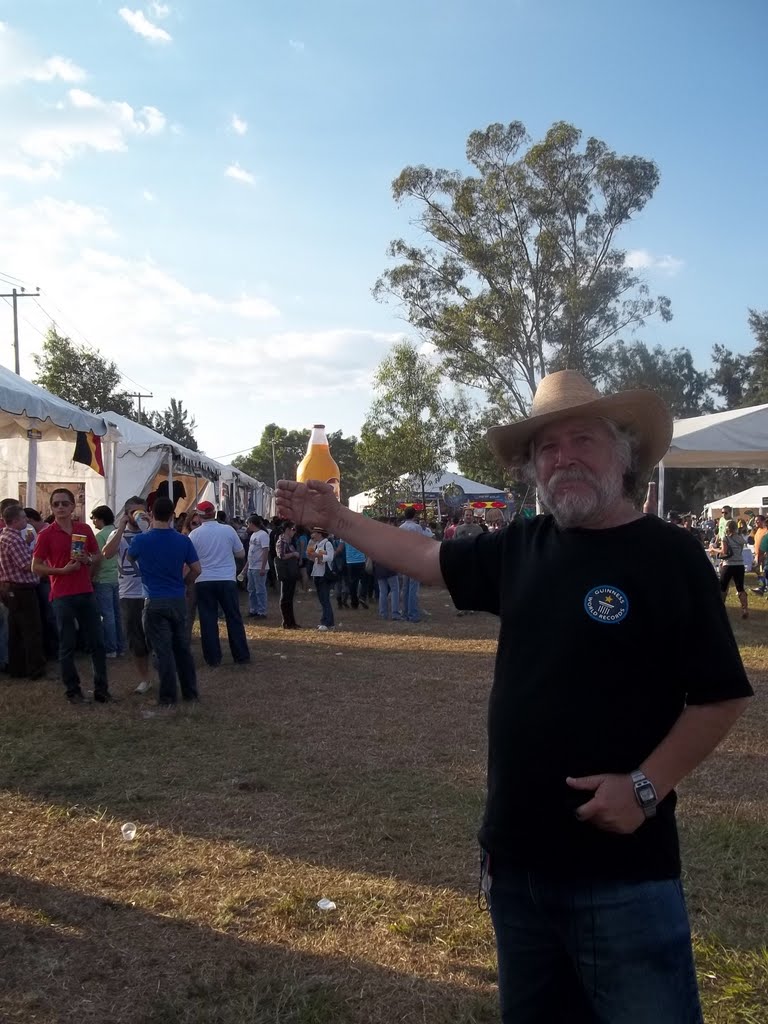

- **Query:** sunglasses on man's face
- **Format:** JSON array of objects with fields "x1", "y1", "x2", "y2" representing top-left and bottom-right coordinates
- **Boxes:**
[{"x1": 52, "y1": 500, "x2": 72, "y2": 508}]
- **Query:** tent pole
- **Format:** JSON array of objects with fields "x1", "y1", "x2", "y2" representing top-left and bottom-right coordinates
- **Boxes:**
[
  {"x1": 109, "y1": 437, "x2": 118, "y2": 510},
  {"x1": 167, "y1": 450, "x2": 174, "y2": 511},
  {"x1": 658, "y1": 461, "x2": 666, "y2": 520},
  {"x1": 27, "y1": 434, "x2": 38, "y2": 511}
]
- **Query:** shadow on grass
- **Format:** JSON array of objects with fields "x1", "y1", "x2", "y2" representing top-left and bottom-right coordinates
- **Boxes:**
[
  {"x1": 0, "y1": 872, "x2": 498, "y2": 1024},
  {"x1": 0, "y1": 613, "x2": 492, "y2": 892}
]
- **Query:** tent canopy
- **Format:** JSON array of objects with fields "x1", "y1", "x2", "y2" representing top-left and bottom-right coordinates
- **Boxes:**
[
  {"x1": 0, "y1": 364, "x2": 108, "y2": 440},
  {"x1": 702, "y1": 485, "x2": 768, "y2": 516},
  {"x1": 103, "y1": 411, "x2": 221, "y2": 477},
  {"x1": 348, "y1": 470, "x2": 506, "y2": 513},
  {"x1": 665, "y1": 404, "x2": 768, "y2": 469}
]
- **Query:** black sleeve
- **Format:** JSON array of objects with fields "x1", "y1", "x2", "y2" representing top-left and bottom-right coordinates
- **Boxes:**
[
  {"x1": 439, "y1": 528, "x2": 506, "y2": 615},
  {"x1": 677, "y1": 534, "x2": 753, "y2": 705}
]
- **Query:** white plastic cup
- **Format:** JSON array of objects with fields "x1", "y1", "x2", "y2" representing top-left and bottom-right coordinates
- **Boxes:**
[{"x1": 121, "y1": 822, "x2": 137, "y2": 841}]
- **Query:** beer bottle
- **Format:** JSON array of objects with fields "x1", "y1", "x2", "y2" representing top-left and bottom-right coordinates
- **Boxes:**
[{"x1": 296, "y1": 424, "x2": 341, "y2": 499}]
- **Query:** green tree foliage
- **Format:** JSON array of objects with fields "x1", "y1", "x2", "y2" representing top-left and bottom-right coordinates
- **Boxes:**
[
  {"x1": 144, "y1": 398, "x2": 199, "y2": 451},
  {"x1": 596, "y1": 341, "x2": 714, "y2": 418},
  {"x1": 232, "y1": 424, "x2": 363, "y2": 500},
  {"x1": 375, "y1": 121, "x2": 671, "y2": 420},
  {"x1": 711, "y1": 310, "x2": 768, "y2": 411},
  {"x1": 358, "y1": 341, "x2": 455, "y2": 510},
  {"x1": 33, "y1": 327, "x2": 134, "y2": 416}
]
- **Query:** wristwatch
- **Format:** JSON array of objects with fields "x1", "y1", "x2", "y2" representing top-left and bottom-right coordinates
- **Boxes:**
[{"x1": 631, "y1": 770, "x2": 658, "y2": 818}]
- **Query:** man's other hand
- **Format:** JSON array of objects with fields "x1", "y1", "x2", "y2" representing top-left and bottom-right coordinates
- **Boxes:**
[{"x1": 566, "y1": 773, "x2": 646, "y2": 834}]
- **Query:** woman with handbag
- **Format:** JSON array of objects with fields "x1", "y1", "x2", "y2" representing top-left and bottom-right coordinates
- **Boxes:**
[
  {"x1": 308, "y1": 526, "x2": 336, "y2": 631},
  {"x1": 276, "y1": 523, "x2": 302, "y2": 629},
  {"x1": 710, "y1": 518, "x2": 749, "y2": 620}
]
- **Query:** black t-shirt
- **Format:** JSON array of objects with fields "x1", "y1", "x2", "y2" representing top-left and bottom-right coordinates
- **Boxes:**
[{"x1": 440, "y1": 514, "x2": 753, "y2": 881}]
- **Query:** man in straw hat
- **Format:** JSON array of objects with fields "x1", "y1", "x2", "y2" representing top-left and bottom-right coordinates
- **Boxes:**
[{"x1": 276, "y1": 370, "x2": 752, "y2": 1023}]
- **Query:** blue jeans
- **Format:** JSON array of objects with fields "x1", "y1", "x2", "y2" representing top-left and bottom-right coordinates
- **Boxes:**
[
  {"x1": 314, "y1": 577, "x2": 334, "y2": 627},
  {"x1": 247, "y1": 569, "x2": 268, "y2": 615},
  {"x1": 142, "y1": 598, "x2": 197, "y2": 705},
  {"x1": 489, "y1": 862, "x2": 703, "y2": 1024},
  {"x1": 195, "y1": 580, "x2": 250, "y2": 665},
  {"x1": 94, "y1": 581, "x2": 124, "y2": 654},
  {"x1": 378, "y1": 575, "x2": 401, "y2": 619},
  {"x1": 52, "y1": 593, "x2": 109, "y2": 699},
  {"x1": 403, "y1": 577, "x2": 421, "y2": 622}
]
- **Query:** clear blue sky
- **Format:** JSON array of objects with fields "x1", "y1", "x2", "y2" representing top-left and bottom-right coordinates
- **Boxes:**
[{"x1": 0, "y1": 0, "x2": 765, "y2": 458}]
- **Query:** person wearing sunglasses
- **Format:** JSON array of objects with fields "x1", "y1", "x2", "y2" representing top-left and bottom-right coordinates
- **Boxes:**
[{"x1": 32, "y1": 488, "x2": 114, "y2": 705}]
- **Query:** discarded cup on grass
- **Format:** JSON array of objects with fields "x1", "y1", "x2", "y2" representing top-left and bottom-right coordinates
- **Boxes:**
[
  {"x1": 121, "y1": 822, "x2": 137, "y2": 841},
  {"x1": 317, "y1": 898, "x2": 336, "y2": 911}
]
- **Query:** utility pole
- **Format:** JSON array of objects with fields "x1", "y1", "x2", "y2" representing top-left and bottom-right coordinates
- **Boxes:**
[
  {"x1": 0, "y1": 286, "x2": 41, "y2": 374},
  {"x1": 127, "y1": 392, "x2": 153, "y2": 421}
]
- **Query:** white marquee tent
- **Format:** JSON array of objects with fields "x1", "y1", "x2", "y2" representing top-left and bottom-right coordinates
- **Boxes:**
[
  {"x1": 0, "y1": 366, "x2": 109, "y2": 510},
  {"x1": 665, "y1": 404, "x2": 768, "y2": 470},
  {"x1": 658, "y1": 403, "x2": 768, "y2": 516},
  {"x1": 349, "y1": 470, "x2": 506, "y2": 514},
  {"x1": 702, "y1": 485, "x2": 768, "y2": 517}
]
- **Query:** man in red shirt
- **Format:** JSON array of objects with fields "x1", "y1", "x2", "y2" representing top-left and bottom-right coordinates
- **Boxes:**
[
  {"x1": 0, "y1": 504, "x2": 46, "y2": 679},
  {"x1": 32, "y1": 488, "x2": 113, "y2": 704}
]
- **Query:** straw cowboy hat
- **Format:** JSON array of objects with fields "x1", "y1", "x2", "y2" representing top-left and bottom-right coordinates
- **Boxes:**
[{"x1": 486, "y1": 370, "x2": 673, "y2": 478}]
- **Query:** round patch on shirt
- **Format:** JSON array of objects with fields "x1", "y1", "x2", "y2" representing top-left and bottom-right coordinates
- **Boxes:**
[{"x1": 584, "y1": 585, "x2": 629, "y2": 624}]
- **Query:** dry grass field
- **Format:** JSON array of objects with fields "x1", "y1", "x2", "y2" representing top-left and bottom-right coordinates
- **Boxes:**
[{"x1": 0, "y1": 582, "x2": 765, "y2": 1023}]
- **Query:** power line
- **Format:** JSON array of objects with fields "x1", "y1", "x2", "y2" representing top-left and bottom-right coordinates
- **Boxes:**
[
  {"x1": 0, "y1": 287, "x2": 41, "y2": 374},
  {"x1": 31, "y1": 295, "x2": 154, "y2": 395},
  {"x1": 0, "y1": 297, "x2": 46, "y2": 340}
]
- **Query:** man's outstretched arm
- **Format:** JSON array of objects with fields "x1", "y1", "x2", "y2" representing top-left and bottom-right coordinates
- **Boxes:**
[{"x1": 276, "y1": 479, "x2": 444, "y2": 587}]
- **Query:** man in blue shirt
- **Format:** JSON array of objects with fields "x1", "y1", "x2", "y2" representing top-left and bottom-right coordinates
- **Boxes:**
[{"x1": 128, "y1": 496, "x2": 201, "y2": 707}]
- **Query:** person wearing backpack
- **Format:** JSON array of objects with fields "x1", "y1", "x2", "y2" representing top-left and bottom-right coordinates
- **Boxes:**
[
  {"x1": 308, "y1": 527, "x2": 336, "y2": 631},
  {"x1": 710, "y1": 519, "x2": 749, "y2": 620}
]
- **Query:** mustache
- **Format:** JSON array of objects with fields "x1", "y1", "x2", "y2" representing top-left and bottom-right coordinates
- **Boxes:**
[{"x1": 546, "y1": 468, "x2": 601, "y2": 489}]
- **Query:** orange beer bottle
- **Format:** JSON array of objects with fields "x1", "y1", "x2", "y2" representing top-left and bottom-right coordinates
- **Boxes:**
[{"x1": 296, "y1": 424, "x2": 341, "y2": 499}]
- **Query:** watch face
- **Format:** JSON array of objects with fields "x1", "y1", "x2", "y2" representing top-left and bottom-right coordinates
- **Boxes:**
[{"x1": 639, "y1": 785, "x2": 654, "y2": 803}]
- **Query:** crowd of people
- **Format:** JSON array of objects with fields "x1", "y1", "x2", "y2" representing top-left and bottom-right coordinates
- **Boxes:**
[{"x1": 0, "y1": 490, "x2": 509, "y2": 706}]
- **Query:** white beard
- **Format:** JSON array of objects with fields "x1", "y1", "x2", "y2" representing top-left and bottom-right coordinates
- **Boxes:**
[{"x1": 539, "y1": 467, "x2": 624, "y2": 529}]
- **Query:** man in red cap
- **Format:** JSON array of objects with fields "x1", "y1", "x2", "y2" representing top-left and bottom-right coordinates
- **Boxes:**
[
  {"x1": 189, "y1": 501, "x2": 249, "y2": 666},
  {"x1": 275, "y1": 370, "x2": 752, "y2": 1024}
]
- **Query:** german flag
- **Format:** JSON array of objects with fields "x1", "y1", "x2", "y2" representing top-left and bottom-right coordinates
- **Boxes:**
[{"x1": 73, "y1": 432, "x2": 105, "y2": 476}]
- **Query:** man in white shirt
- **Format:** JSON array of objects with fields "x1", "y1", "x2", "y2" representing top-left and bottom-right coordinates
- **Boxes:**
[
  {"x1": 399, "y1": 507, "x2": 425, "y2": 622},
  {"x1": 191, "y1": 501, "x2": 250, "y2": 666},
  {"x1": 246, "y1": 515, "x2": 270, "y2": 618}
]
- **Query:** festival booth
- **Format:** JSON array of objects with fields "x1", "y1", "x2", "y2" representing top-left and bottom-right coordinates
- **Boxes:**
[
  {"x1": 99, "y1": 411, "x2": 222, "y2": 515},
  {"x1": 659, "y1": 403, "x2": 768, "y2": 516},
  {"x1": 198, "y1": 465, "x2": 275, "y2": 520},
  {"x1": 348, "y1": 470, "x2": 508, "y2": 517},
  {"x1": 0, "y1": 366, "x2": 110, "y2": 512},
  {"x1": 702, "y1": 485, "x2": 768, "y2": 519}
]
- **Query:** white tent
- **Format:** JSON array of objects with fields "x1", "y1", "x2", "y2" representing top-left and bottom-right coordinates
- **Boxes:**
[
  {"x1": 0, "y1": 366, "x2": 109, "y2": 509},
  {"x1": 0, "y1": 408, "x2": 221, "y2": 516},
  {"x1": 665, "y1": 405, "x2": 768, "y2": 469},
  {"x1": 658, "y1": 403, "x2": 768, "y2": 516},
  {"x1": 702, "y1": 485, "x2": 768, "y2": 517},
  {"x1": 199, "y1": 464, "x2": 275, "y2": 519},
  {"x1": 348, "y1": 470, "x2": 506, "y2": 514}
]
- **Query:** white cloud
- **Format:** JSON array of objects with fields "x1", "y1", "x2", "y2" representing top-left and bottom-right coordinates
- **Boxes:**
[
  {"x1": 225, "y1": 162, "x2": 256, "y2": 186},
  {"x1": 0, "y1": 23, "x2": 86, "y2": 86},
  {"x1": 288, "y1": 39, "x2": 306, "y2": 52},
  {"x1": 625, "y1": 249, "x2": 684, "y2": 276},
  {"x1": 148, "y1": 1, "x2": 171, "y2": 17},
  {"x1": 142, "y1": 189, "x2": 156, "y2": 201},
  {"x1": 0, "y1": 193, "x2": 395, "y2": 453},
  {"x1": 230, "y1": 114, "x2": 248, "y2": 136},
  {"x1": 0, "y1": 88, "x2": 167, "y2": 179},
  {"x1": 118, "y1": 8, "x2": 172, "y2": 43}
]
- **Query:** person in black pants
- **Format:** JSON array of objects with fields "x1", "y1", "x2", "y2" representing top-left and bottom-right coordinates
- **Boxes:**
[
  {"x1": 276, "y1": 523, "x2": 301, "y2": 628},
  {"x1": 127, "y1": 497, "x2": 201, "y2": 706}
]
